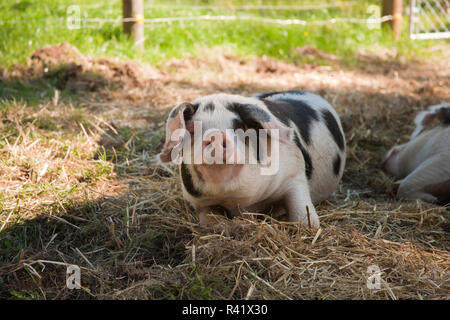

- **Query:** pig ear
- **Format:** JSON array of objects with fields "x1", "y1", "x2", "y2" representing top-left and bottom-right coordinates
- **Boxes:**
[
  {"x1": 229, "y1": 103, "x2": 292, "y2": 142},
  {"x1": 382, "y1": 144, "x2": 402, "y2": 165},
  {"x1": 437, "y1": 105, "x2": 450, "y2": 124},
  {"x1": 158, "y1": 102, "x2": 198, "y2": 162},
  {"x1": 412, "y1": 103, "x2": 450, "y2": 139}
]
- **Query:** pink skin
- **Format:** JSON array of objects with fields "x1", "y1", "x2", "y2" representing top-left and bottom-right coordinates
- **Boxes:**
[
  {"x1": 381, "y1": 145, "x2": 405, "y2": 177},
  {"x1": 195, "y1": 164, "x2": 244, "y2": 183},
  {"x1": 382, "y1": 128, "x2": 450, "y2": 203},
  {"x1": 194, "y1": 130, "x2": 244, "y2": 183},
  {"x1": 202, "y1": 130, "x2": 235, "y2": 164}
]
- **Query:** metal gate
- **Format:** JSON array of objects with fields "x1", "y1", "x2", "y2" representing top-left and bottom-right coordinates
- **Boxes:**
[{"x1": 409, "y1": 0, "x2": 450, "y2": 39}]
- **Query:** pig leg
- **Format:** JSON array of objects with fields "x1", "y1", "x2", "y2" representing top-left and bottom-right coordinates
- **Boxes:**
[
  {"x1": 269, "y1": 201, "x2": 288, "y2": 217},
  {"x1": 285, "y1": 181, "x2": 320, "y2": 228},
  {"x1": 396, "y1": 154, "x2": 450, "y2": 202}
]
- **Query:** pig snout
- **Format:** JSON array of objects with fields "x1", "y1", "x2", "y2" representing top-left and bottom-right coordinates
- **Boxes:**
[
  {"x1": 202, "y1": 130, "x2": 236, "y2": 164},
  {"x1": 194, "y1": 130, "x2": 243, "y2": 183}
]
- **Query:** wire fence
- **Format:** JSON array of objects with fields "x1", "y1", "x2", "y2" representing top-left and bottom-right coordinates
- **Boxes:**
[
  {"x1": 1, "y1": 1, "x2": 448, "y2": 40},
  {"x1": 0, "y1": 1, "x2": 392, "y2": 28},
  {"x1": 409, "y1": 0, "x2": 450, "y2": 39},
  {"x1": 142, "y1": 2, "x2": 360, "y2": 11},
  {"x1": 75, "y1": 14, "x2": 393, "y2": 26}
]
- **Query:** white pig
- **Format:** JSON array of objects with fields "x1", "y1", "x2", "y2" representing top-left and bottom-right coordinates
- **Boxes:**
[
  {"x1": 158, "y1": 91, "x2": 346, "y2": 227},
  {"x1": 382, "y1": 103, "x2": 450, "y2": 204}
]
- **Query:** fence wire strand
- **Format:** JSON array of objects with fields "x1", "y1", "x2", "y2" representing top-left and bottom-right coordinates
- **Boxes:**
[
  {"x1": 0, "y1": 15, "x2": 393, "y2": 27},
  {"x1": 143, "y1": 2, "x2": 360, "y2": 11}
]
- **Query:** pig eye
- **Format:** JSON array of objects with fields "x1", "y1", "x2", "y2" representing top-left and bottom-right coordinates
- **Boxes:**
[{"x1": 232, "y1": 118, "x2": 247, "y2": 131}]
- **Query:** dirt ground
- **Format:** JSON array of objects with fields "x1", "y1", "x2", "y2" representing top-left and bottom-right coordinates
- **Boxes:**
[{"x1": 0, "y1": 43, "x2": 449, "y2": 299}]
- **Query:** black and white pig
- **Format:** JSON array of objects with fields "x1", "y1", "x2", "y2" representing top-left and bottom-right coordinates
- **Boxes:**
[
  {"x1": 158, "y1": 91, "x2": 346, "y2": 227},
  {"x1": 382, "y1": 103, "x2": 450, "y2": 204}
]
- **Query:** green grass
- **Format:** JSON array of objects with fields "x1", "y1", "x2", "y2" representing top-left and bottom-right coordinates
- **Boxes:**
[{"x1": 0, "y1": 0, "x2": 444, "y2": 69}]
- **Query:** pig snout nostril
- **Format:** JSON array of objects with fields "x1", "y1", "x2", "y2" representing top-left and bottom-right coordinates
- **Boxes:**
[
  {"x1": 220, "y1": 131, "x2": 228, "y2": 149},
  {"x1": 202, "y1": 131, "x2": 235, "y2": 161}
]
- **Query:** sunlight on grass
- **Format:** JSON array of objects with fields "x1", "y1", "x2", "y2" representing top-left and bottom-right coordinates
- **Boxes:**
[{"x1": 0, "y1": 0, "x2": 443, "y2": 68}]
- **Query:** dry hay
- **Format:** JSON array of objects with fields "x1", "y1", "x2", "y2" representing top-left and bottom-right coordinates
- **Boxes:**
[{"x1": 0, "y1": 44, "x2": 449, "y2": 300}]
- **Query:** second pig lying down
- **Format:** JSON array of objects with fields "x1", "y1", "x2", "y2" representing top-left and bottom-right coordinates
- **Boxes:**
[
  {"x1": 159, "y1": 91, "x2": 346, "y2": 227},
  {"x1": 382, "y1": 103, "x2": 450, "y2": 204}
]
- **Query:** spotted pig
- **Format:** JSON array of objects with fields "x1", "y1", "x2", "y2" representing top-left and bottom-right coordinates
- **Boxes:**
[{"x1": 159, "y1": 91, "x2": 346, "y2": 227}]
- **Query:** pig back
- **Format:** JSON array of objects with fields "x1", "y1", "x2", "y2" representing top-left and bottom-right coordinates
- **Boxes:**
[{"x1": 256, "y1": 91, "x2": 346, "y2": 203}]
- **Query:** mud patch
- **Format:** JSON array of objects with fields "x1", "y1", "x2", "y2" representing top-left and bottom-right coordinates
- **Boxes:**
[
  {"x1": 1, "y1": 43, "x2": 164, "y2": 102},
  {"x1": 294, "y1": 45, "x2": 340, "y2": 61},
  {"x1": 31, "y1": 42, "x2": 91, "y2": 69}
]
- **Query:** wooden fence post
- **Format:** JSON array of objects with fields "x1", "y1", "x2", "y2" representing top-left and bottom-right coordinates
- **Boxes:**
[
  {"x1": 382, "y1": 0, "x2": 403, "y2": 40},
  {"x1": 122, "y1": 0, "x2": 144, "y2": 50}
]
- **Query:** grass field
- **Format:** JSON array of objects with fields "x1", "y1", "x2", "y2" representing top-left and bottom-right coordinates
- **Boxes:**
[
  {"x1": 0, "y1": 0, "x2": 449, "y2": 300},
  {"x1": 0, "y1": 0, "x2": 444, "y2": 67}
]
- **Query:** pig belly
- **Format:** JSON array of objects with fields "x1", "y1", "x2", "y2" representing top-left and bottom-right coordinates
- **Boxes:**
[
  {"x1": 396, "y1": 152, "x2": 450, "y2": 203},
  {"x1": 305, "y1": 128, "x2": 344, "y2": 204}
]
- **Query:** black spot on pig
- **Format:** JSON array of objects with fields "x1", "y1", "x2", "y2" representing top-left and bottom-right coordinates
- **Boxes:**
[
  {"x1": 333, "y1": 154, "x2": 341, "y2": 176},
  {"x1": 180, "y1": 163, "x2": 201, "y2": 197},
  {"x1": 263, "y1": 98, "x2": 318, "y2": 145},
  {"x1": 253, "y1": 90, "x2": 306, "y2": 99},
  {"x1": 232, "y1": 118, "x2": 246, "y2": 131},
  {"x1": 204, "y1": 103, "x2": 215, "y2": 112},
  {"x1": 232, "y1": 117, "x2": 262, "y2": 163},
  {"x1": 227, "y1": 103, "x2": 270, "y2": 129},
  {"x1": 293, "y1": 132, "x2": 313, "y2": 180},
  {"x1": 321, "y1": 110, "x2": 345, "y2": 151},
  {"x1": 193, "y1": 165, "x2": 204, "y2": 183},
  {"x1": 439, "y1": 106, "x2": 450, "y2": 125},
  {"x1": 183, "y1": 103, "x2": 199, "y2": 122}
]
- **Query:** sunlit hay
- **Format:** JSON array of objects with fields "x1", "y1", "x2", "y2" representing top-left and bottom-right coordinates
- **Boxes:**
[{"x1": 0, "y1": 102, "x2": 114, "y2": 216}]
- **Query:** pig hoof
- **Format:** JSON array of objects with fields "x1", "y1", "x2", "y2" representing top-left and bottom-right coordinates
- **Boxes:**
[
  {"x1": 304, "y1": 216, "x2": 320, "y2": 229},
  {"x1": 413, "y1": 193, "x2": 438, "y2": 203},
  {"x1": 289, "y1": 214, "x2": 320, "y2": 228}
]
